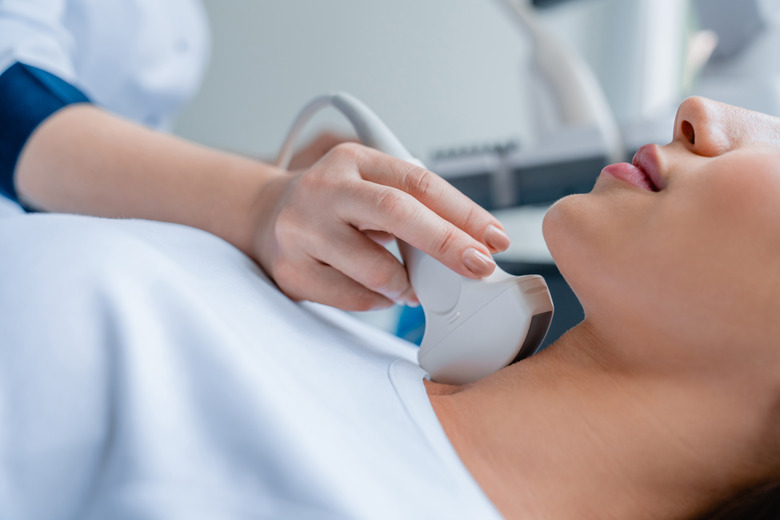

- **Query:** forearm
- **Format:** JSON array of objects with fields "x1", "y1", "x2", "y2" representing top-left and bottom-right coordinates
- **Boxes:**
[{"x1": 15, "y1": 104, "x2": 281, "y2": 254}]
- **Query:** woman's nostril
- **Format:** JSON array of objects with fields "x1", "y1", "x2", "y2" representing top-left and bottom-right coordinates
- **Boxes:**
[{"x1": 681, "y1": 121, "x2": 695, "y2": 145}]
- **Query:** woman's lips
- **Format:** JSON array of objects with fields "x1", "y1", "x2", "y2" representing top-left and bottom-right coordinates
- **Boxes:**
[
  {"x1": 600, "y1": 144, "x2": 663, "y2": 192},
  {"x1": 601, "y1": 162, "x2": 656, "y2": 191},
  {"x1": 632, "y1": 144, "x2": 663, "y2": 191}
]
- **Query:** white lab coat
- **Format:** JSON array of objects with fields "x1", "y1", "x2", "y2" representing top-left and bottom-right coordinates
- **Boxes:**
[{"x1": 0, "y1": 0, "x2": 211, "y2": 130}]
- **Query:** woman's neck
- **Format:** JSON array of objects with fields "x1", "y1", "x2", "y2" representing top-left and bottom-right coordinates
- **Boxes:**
[{"x1": 426, "y1": 321, "x2": 776, "y2": 520}]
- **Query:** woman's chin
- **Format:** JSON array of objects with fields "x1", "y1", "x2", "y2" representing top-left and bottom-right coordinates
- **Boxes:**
[
  {"x1": 541, "y1": 193, "x2": 587, "y2": 255},
  {"x1": 541, "y1": 192, "x2": 605, "y2": 308}
]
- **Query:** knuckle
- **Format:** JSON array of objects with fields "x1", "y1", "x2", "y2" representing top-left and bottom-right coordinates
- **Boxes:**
[
  {"x1": 434, "y1": 228, "x2": 460, "y2": 257},
  {"x1": 374, "y1": 187, "x2": 408, "y2": 218},
  {"x1": 406, "y1": 167, "x2": 435, "y2": 199},
  {"x1": 330, "y1": 141, "x2": 365, "y2": 162},
  {"x1": 461, "y1": 204, "x2": 479, "y2": 231}
]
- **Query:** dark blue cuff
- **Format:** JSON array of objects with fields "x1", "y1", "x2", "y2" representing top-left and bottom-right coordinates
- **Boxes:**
[{"x1": 0, "y1": 62, "x2": 91, "y2": 203}]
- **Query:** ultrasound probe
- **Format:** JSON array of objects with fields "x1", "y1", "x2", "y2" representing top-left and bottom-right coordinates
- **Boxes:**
[{"x1": 277, "y1": 92, "x2": 554, "y2": 384}]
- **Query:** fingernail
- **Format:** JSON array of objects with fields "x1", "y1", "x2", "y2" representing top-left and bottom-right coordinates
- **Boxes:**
[
  {"x1": 384, "y1": 285, "x2": 418, "y2": 307},
  {"x1": 485, "y1": 224, "x2": 510, "y2": 252},
  {"x1": 462, "y1": 248, "x2": 496, "y2": 277},
  {"x1": 396, "y1": 288, "x2": 419, "y2": 308},
  {"x1": 373, "y1": 299, "x2": 395, "y2": 310},
  {"x1": 402, "y1": 294, "x2": 420, "y2": 307}
]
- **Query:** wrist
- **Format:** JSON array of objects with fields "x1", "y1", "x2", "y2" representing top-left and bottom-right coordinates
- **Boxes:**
[
  {"x1": 243, "y1": 169, "x2": 296, "y2": 276},
  {"x1": 206, "y1": 158, "x2": 287, "y2": 258}
]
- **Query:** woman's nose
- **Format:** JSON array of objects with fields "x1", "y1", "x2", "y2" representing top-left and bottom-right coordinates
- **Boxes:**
[{"x1": 673, "y1": 96, "x2": 735, "y2": 157}]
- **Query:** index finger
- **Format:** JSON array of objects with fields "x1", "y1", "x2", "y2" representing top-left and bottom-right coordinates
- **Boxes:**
[
  {"x1": 341, "y1": 185, "x2": 495, "y2": 278},
  {"x1": 354, "y1": 146, "x2": 511, "y2": 254}
]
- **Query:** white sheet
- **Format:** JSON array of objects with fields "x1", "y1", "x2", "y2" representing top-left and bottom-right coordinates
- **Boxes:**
[
  {"x1": 0, "y1": 214, "x2": 500, "y2": 520},
  {"x1": 0, "y1": 196, "x2": 23, "y2": 217}
]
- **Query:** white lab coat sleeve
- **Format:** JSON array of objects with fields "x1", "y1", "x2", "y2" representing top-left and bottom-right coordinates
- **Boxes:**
[
  {"x1": 0, "y1": 0, "x2": 81, "y2": 85},
  {"x1": 0, "y1": 0, "x2": 210, "y2": 129}
]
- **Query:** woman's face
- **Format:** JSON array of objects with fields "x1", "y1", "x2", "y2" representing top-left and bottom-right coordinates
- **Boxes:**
[{"x1": 544, "y1": 97, "x2": 780, "y2": 374}]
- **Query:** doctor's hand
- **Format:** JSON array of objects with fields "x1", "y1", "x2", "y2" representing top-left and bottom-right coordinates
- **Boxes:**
[{"x1": 249, "y1": 143, "x2": 511, "y2": 311}]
